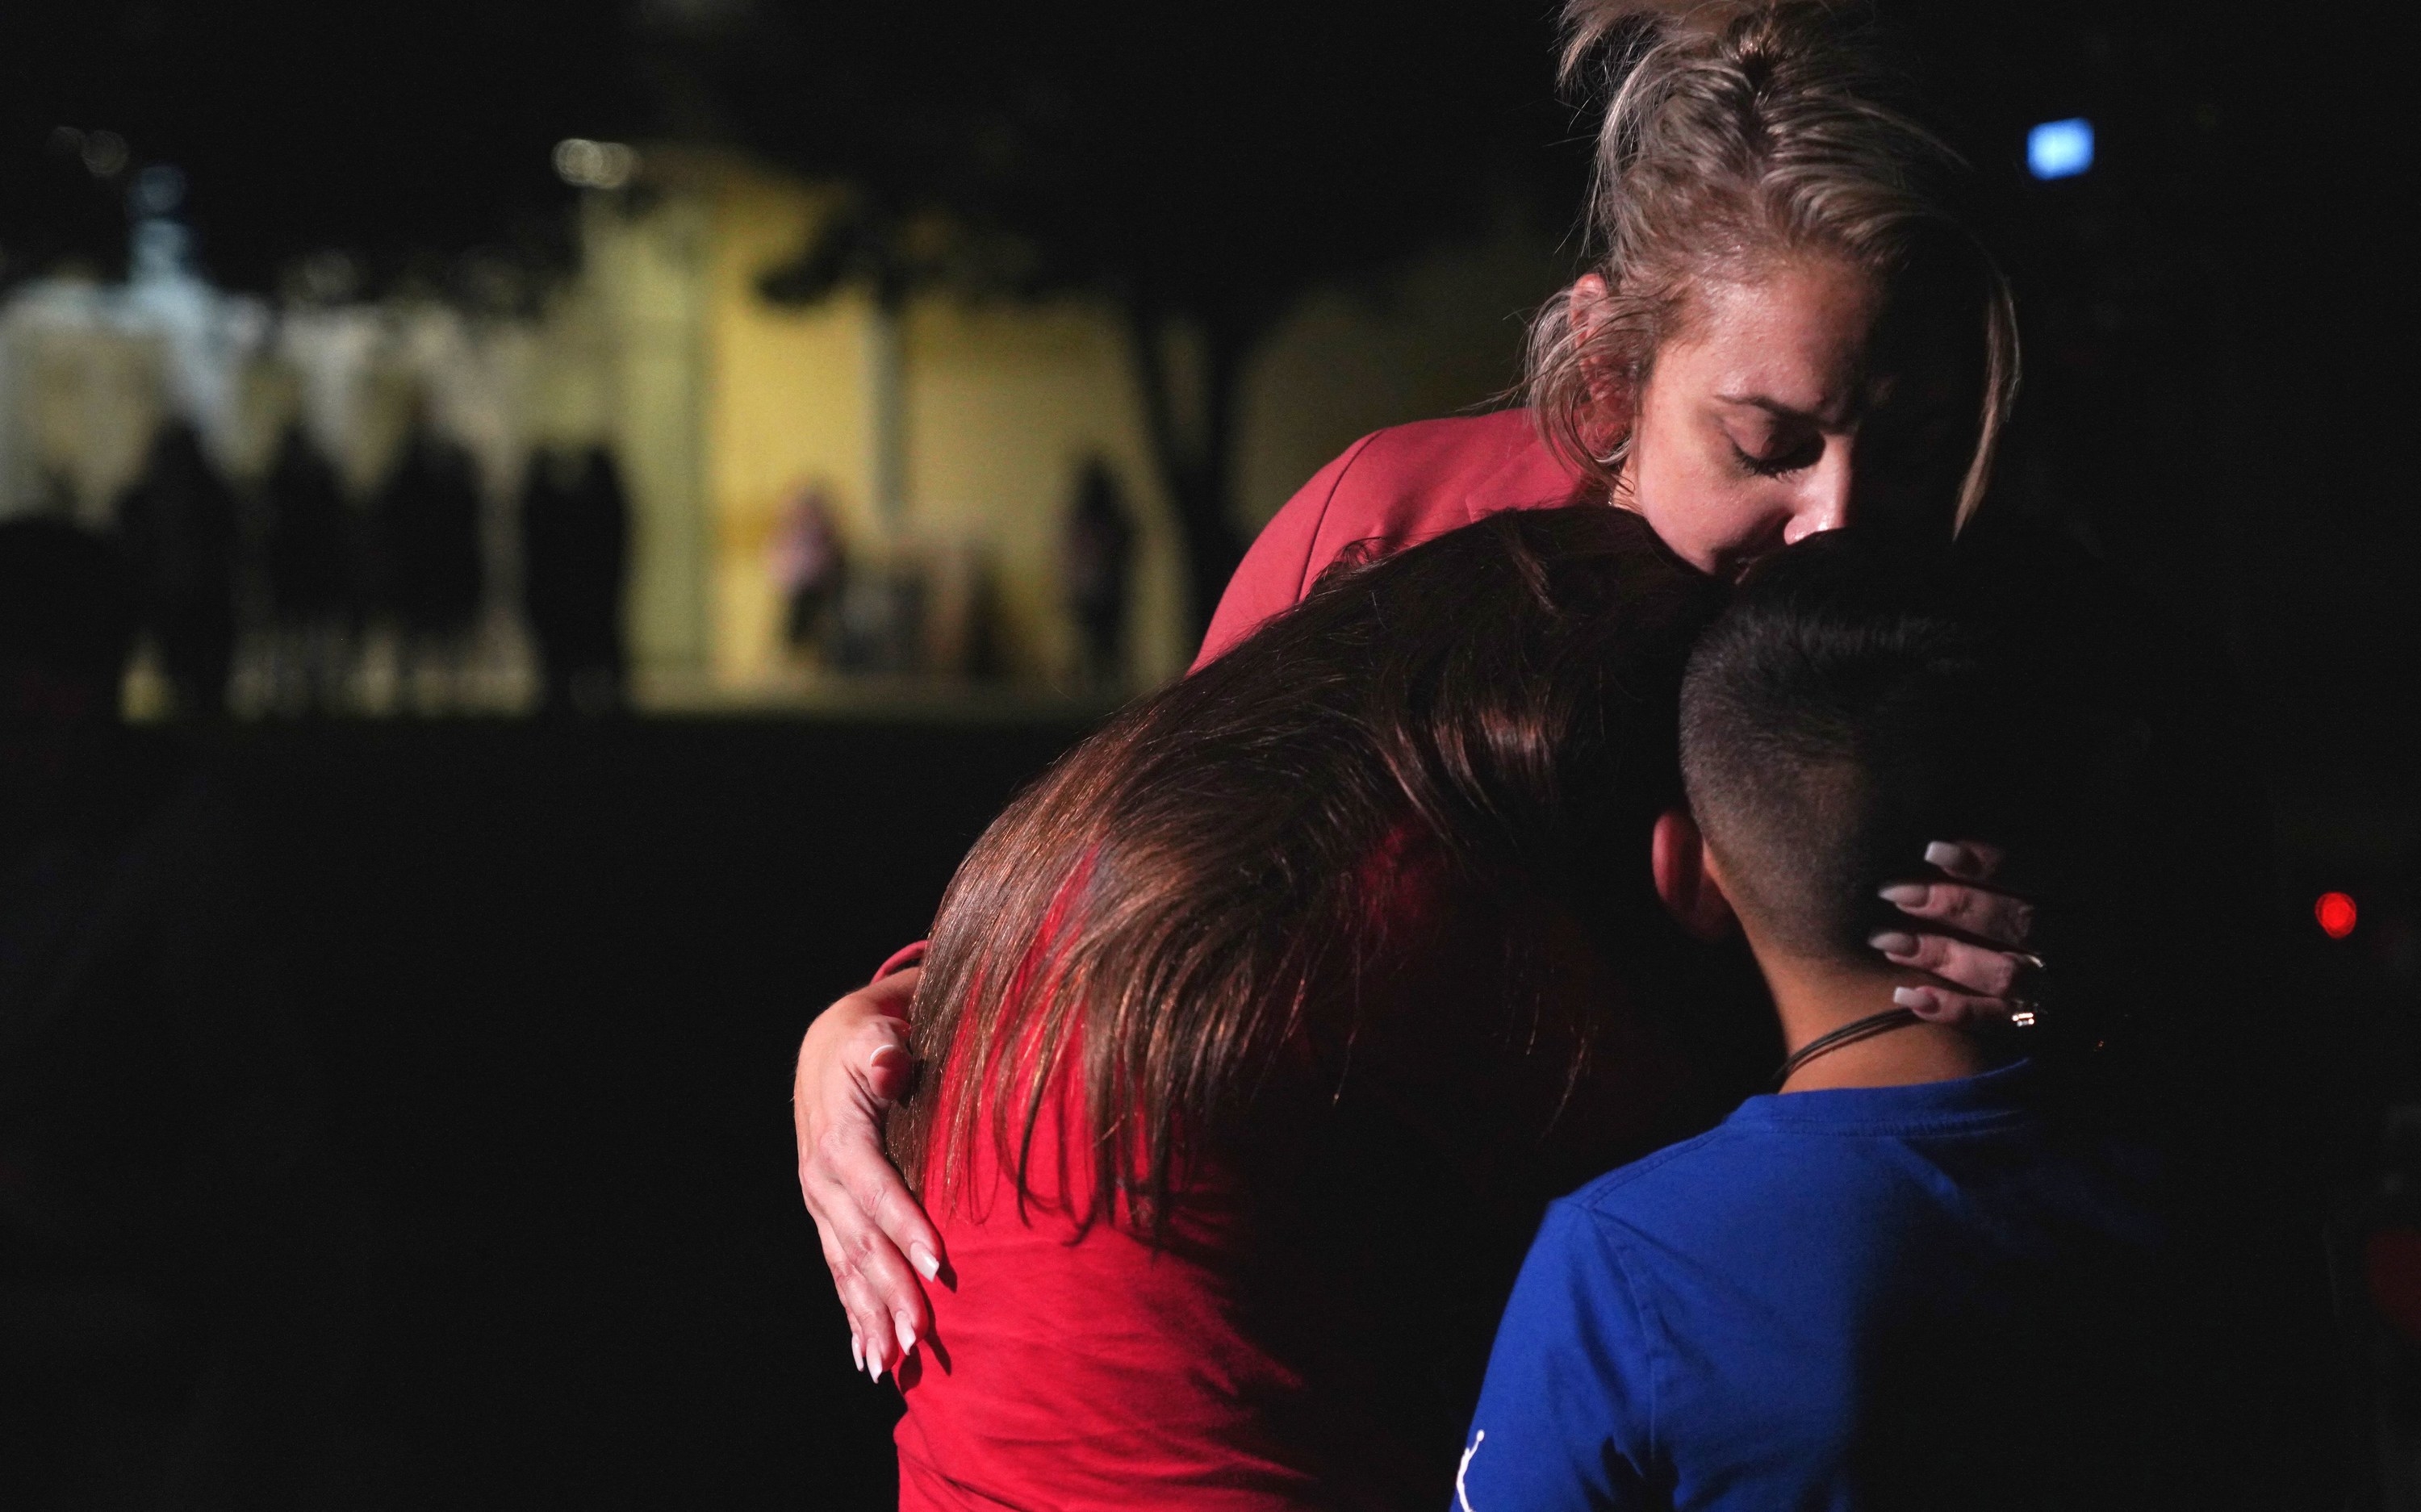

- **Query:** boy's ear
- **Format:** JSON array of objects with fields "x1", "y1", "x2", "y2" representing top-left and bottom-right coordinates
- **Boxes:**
[{"x1": 1651, "y1": 808, "x2": 1737, "y2": 943}]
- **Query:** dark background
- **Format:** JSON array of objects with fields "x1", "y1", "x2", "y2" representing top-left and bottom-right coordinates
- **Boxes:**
[
  {"x1": 2, "y1": 1, "x2": 2416, "y2": 1506},
  {"x1": 223, "y1": 718, "x2": 1086, "y2": 1505}
]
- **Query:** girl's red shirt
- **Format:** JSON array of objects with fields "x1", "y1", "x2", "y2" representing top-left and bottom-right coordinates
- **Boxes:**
[{"x1": 893, "y1": 1027, "x2": 1332, "y2": 1512}]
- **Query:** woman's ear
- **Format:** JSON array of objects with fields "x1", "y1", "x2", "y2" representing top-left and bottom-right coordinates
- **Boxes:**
[
  {"x1": 1569, "y1": 271, "x2": 1611, "y2": 330},
  {"x1": 1568, "y1": 273, "x2": 1635, "y2": 461},
  {"x1": 1651, "y1": 808, "x2": 1737, "y2": 943}
]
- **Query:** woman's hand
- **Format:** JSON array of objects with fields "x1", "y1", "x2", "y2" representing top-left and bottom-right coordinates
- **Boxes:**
[
  {"x1": 1868, "y1": 842, "x2": 2047, "y2": 1025},
  {"x1": 793, "y1": 967, "x2": 943, "y2": 1384}
]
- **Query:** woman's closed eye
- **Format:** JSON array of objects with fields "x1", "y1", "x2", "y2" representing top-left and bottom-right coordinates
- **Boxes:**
[{"x1": 1729, "y1": 431, "x2": 1822, "y2": 478}]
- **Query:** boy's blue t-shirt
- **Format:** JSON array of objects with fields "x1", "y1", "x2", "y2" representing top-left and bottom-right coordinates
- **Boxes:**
[{"x1": 1454, "y1": 1061, "x2": 2175, "y2": 1512}]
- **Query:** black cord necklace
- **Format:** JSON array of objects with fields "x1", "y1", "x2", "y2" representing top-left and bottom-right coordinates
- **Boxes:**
[{"x1": 1773, "y1": 1008, "x2": 1923, "y2": 1090}]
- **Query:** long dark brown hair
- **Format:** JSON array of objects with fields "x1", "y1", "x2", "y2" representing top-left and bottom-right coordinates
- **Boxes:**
[{"x1": 891, "y1": 506, "x2": 1722, "y2": 1232}]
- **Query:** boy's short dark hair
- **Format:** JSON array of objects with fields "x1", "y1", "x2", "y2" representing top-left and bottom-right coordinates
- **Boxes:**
[{"x1": 1679, "y1": 531, "x2": 2080, "y2": 967}]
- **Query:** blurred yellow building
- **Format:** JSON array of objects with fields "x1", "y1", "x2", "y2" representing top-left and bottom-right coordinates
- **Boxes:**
[{"x1": 0, "y1": 148, "x2": 1566, "y2": 711}]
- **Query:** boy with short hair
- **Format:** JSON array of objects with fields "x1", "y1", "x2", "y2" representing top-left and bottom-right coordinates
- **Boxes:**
[{"x1": 1453, "y1": 533, "x2": 2185, "y2": 1510}]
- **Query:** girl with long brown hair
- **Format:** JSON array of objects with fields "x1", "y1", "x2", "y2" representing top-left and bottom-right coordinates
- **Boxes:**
[{"x1": 893, "y1": 505, "x2": 1733, "y2": 1507}]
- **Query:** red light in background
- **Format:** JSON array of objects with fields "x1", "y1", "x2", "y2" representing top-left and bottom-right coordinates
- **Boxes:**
[{"x1": 2316, "y1": 892, "x2": 2358, "y2": 939}]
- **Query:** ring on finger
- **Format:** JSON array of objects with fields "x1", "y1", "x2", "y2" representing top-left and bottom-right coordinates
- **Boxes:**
[{"x1": 2006, "y1": 951, "x2": 2050, "y2": 1027}]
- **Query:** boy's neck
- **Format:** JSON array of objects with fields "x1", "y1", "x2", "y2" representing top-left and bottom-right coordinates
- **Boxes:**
[{"x1": 1758, "y1": 953, "x2": 1999, "y2": 1093}]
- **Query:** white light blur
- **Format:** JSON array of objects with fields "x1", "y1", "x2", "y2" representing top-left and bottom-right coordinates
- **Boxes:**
[{"x1": 554, "y1": 138, "x2": 638, "y2": 190}]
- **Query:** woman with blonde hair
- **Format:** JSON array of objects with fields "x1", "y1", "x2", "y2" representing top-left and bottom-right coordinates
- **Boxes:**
[{"x1": 797, "y1": 2, "x2": 2089, "y2": 1503}]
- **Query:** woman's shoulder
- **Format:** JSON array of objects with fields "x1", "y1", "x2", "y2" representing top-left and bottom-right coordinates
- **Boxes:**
[
  {"x1": 1352, "y1": 405, "x2": 1568, "y2": 484},
  {"x1": 1196, "y1": 410, "x2": 1585, "y2": 666},
  {"x1": 1283, "y1": 408, "x2": 1580, "y2": 555}
]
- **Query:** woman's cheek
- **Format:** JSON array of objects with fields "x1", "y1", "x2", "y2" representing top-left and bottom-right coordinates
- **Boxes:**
[
  {"x1": 1633, "y1": 452, "x2": 1729, "y2": 573},
  {"x1": 1693, "y1": 484, "x2": 1784, "y2": 562},
  {"x1": 1633, "y1": 494, "x2": 1724, "y2": 575}
]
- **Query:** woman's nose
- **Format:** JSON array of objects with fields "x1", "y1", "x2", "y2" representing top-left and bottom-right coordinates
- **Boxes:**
[{"x1": 1780, "y1": 442, "x2": 1858, "y2": 544}]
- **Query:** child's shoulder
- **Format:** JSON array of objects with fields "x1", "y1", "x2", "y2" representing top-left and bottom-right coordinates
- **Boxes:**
[
  {"x1": 1549, "y1": 1069, "x2": 2119, "y2": 1258},
  {"x1": 1549, "y1": 1092, "x2": 1968, "y2": 1238},
  {"x1": 1553, "y1": 1119, "x2": 1773, "y2": 1230}
]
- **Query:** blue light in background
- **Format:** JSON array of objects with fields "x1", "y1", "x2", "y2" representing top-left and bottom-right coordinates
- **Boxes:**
[{"x1": 2027, "y1": 118, "x2": 2095, "y2": 180}]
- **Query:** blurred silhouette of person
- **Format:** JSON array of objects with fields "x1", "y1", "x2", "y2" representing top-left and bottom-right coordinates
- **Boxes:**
[
  {"x1": 260, "y1": 424, "x2": 358, "y2": 714},
  {"x1": 0, "y1": 519, "x2": 366, "y2": 1509},
  {"x1": 374, "y1": 407, "x2": 485, "y2": 709},
  {"x1": 771, "y1": 479, "x2": 847, "y2": 665},
  {"x1": 114, "y1": 420, "x2": 239, "y2": 719},
  {"x1": 1063, "y1": 457, "x2": 1135, "y2": 691},
  {"x1": 521, "y1": 445, "x2": 630, "y2": 715}
]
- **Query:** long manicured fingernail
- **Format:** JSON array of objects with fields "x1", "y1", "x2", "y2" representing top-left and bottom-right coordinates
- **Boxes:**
[
  {"x1": 1878, "y1": 883, "x2": 1928, "y2": 906},
  {"x1": 1869, "y1": 930, "x2": 1918, "y2": 957},
  {"x1": 1923, "y1": 842, "x2": 1963, "y2": 871},
  {"x1": 869, "y1": 1351, "x2": 884, "y2": 1385},
  {"x1": 869, "y1": 1044, "x2": 909, "y2": 1071},
  {"x1": 910, "y1": 1243, "x2": 942, "y2": 1280},
  {"x1": 894, "y1": 1312, "x2": 918, "y2": 1355},
  {"x1": 1893, "y1": 986, "x2": 1935, "y2": 1013},
  {"x1": 851, "y1": 1333, "x2": 864, "y2": 1372}
]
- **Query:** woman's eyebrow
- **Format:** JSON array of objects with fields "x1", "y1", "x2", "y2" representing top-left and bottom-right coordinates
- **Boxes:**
[{"x1": 1715, "y1": 392, "x2": 1850, "y2": 426}]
